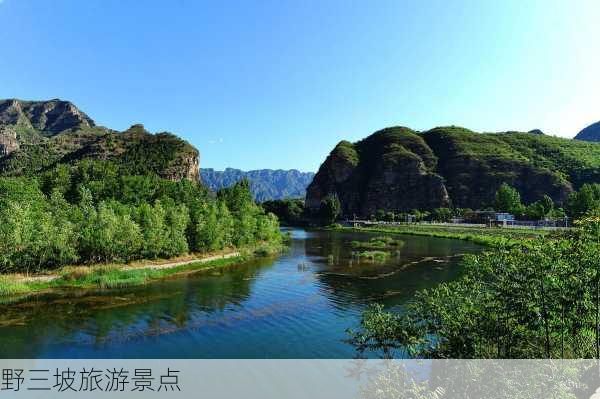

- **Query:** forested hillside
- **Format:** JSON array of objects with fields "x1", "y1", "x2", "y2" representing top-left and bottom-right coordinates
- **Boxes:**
[{"x1": 0, "y1": 99, "x2": 281, "y2": 273}]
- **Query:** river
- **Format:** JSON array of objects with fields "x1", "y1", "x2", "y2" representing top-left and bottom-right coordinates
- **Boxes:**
[{"x1": 0, "y1": 228, "x2": 482, "y2": 358}]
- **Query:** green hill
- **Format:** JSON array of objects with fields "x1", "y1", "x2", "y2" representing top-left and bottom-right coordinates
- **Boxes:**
[
  {"x1": 306, "y1": 126, "x2": 600, "y2": 215},
  {"x1": 0, "y1": 99, "x2": 199, "y2": 181}
]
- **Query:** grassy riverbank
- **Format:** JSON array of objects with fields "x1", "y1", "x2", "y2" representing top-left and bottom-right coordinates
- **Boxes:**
[
  {"x1": 328, "y1": 223, "x2": 552, "y2": 247},
  {"x1": 0, "y1": 241, "x2": 284, "y2": 297}
]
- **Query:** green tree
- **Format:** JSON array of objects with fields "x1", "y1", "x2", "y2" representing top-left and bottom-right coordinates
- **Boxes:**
[
  {"x1": 525, "y1": 201, "x2": 545, "y2": 220},
  {"x1": 216, "y1": 200, "x2": 234, "y2": 248},
  {"x1": 432, "y1": 208, "x2": 452, "y2": 222},
  {"x1": 319, "y1": 194, "x2": 341, "y2": 225},
  {"x1": 567, "y1": 184, "x2": 600, "y2": 218},
  {"x1": 540, "y1": 195, "x2": 554, "y2": 216},
  {"x1": 163, "y1": 201, "x2": 190, "y2": 257},
  {"x1": 256, "y1": 212, "x2": 280, "y2": 242},
  {"x1": 494, "y1": 183, "x2": 522, "y2": 214},
  {"x1": 135, "y1": 201, "x2": 168, "y2": 258},
  {"x1": 194, "y1": 202, "x2": 219, "y2": 252},
  {"x1": 80, "y1": 202, "x2": 142, "y2": 263}
]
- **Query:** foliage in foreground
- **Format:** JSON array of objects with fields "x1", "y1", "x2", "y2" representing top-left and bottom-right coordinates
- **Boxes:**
[{"x1": 348, "y1": 215, "x2": 600, "y2": 358}]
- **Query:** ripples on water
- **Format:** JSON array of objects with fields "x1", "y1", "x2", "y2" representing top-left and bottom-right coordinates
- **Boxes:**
[{"x1": 0, "y1": 228, "x2": 482, "y2": 358}]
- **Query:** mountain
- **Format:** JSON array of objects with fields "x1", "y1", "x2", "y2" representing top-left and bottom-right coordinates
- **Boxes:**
[
  {"x1": 575, "y1": 121, "x2": 600, "y2": 142},
  {"x1": 0, "y1": 99, "x2": 95, "y2": 134},
  {"x1": 201, "y1": 168, "x2": 315, "y2": 202},
  {"x1": 305, "y1": 128, "x2": 449, "y2": 216},
  {"x1": 306, "y1": 126, "x2": 600, "y2": 216},
  {"x1": 0, "y1": 99, "x2": 199, "y2": 181}
]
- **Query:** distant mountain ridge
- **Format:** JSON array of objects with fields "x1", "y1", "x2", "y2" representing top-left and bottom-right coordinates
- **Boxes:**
[
  {"x1": 575, "y1": 121, "x2": 600, "y2": 142},
  {"x1": 201, "y1": 168, "x2": 315, "y2": 202}
]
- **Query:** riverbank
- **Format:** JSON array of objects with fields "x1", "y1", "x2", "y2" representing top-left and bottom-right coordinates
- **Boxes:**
[
  {"x1": 0, "y1": 241, "x2": 284, "y2": 298},
  {"x1": 327, "y1": 223, "x2": 551, "y2": 247}
]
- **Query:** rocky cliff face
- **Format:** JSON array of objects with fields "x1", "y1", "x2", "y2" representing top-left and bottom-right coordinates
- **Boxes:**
[
  {"x1": 306, "y1": 127, "x2": 450, "y2": 216},
  {"x1": 0, "y1": 100, "x2": 200, "y2": 182},
  {"x1": 0, "y1": 126, "x2": 19, "y2": 156},
  {"x1": 575, "y1": 121, "x2": 600, "y2": 142},
  {"x1": 307, "y1": 125, "x2": 600, "y2": 217},
  {"x1": 0, "y1": 99, "x2": 95, "y2": 134}
]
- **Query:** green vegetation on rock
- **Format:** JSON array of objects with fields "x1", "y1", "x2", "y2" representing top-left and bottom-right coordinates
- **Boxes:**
[{"x1": 307, "y1": 125, "x2": 600, "y2": 219}]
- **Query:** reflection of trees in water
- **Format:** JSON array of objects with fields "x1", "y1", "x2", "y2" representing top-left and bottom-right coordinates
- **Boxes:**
[
  {"x1": 0, "y1": 258, "x2": 275, "y2": 357},
  {"x1": 305, "y1": 231, "x2": 468, "y2": 308}
]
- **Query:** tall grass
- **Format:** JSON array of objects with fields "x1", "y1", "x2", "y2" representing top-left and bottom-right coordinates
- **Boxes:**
[{"x1": 0, "y1": 277, "x2": 32, "y2": 296}]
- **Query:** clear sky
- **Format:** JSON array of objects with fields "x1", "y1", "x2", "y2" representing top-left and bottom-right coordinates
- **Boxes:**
[{"x1": 1, "y1": 0, "x2": 599, "y2": 172}]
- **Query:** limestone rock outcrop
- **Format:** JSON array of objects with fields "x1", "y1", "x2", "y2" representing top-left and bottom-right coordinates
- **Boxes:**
[{"x1": 0, "y1": 125, "x2": 19, "y2": 156}]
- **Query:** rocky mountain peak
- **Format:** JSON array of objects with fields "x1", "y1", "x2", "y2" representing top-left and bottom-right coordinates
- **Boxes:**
[
  {"x1": 0, "y1": 98, "x2": 200, "y2": 183},
  {"x1": 0, "y1": 98, "x2": 95, "y2": 134}
]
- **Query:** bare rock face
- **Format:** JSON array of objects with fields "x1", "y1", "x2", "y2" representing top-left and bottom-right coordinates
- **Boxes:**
[
  {"x1": 177, "y1": 152, "x2": 200, "y2": 182},
  {"x1": 0, "y1": 125, "x2": 19, "y2": 156},
  {"x1": 306, "y1": 127, "x2": 450, "y2": 217},
  {"x1": 0, "y1": 99, "x2": 95, "y2": 134}
]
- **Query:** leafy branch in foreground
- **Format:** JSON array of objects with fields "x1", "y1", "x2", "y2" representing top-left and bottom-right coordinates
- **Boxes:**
[{"x1": 349, "y1": 214, "x2": 600, "y2": 358}]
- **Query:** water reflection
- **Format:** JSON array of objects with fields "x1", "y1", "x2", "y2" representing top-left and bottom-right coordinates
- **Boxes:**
[
  {"x1": 0, "y1": 229, "x2": 482, "y2": 358},
  {"x1": 305, "y1": 230, "x2": 482, "y2": 307}
]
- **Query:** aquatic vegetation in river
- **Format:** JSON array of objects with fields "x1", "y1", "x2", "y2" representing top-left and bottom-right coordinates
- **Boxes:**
[
  {"x1": 352, "y1": 250, "x2": 390, "y2": 262},
  {"x1": 351, "y1": 236, "x2": 405, "y2": 250}
]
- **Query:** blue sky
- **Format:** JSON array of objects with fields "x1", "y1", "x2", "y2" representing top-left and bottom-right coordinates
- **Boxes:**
[{"x1": 1, "y1": 0, "x2": 599, "y2": 172}]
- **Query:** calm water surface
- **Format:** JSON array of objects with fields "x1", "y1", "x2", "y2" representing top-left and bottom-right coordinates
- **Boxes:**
[{"x1": 0, "y1": 229, "x2": 482, "y2": 358}]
